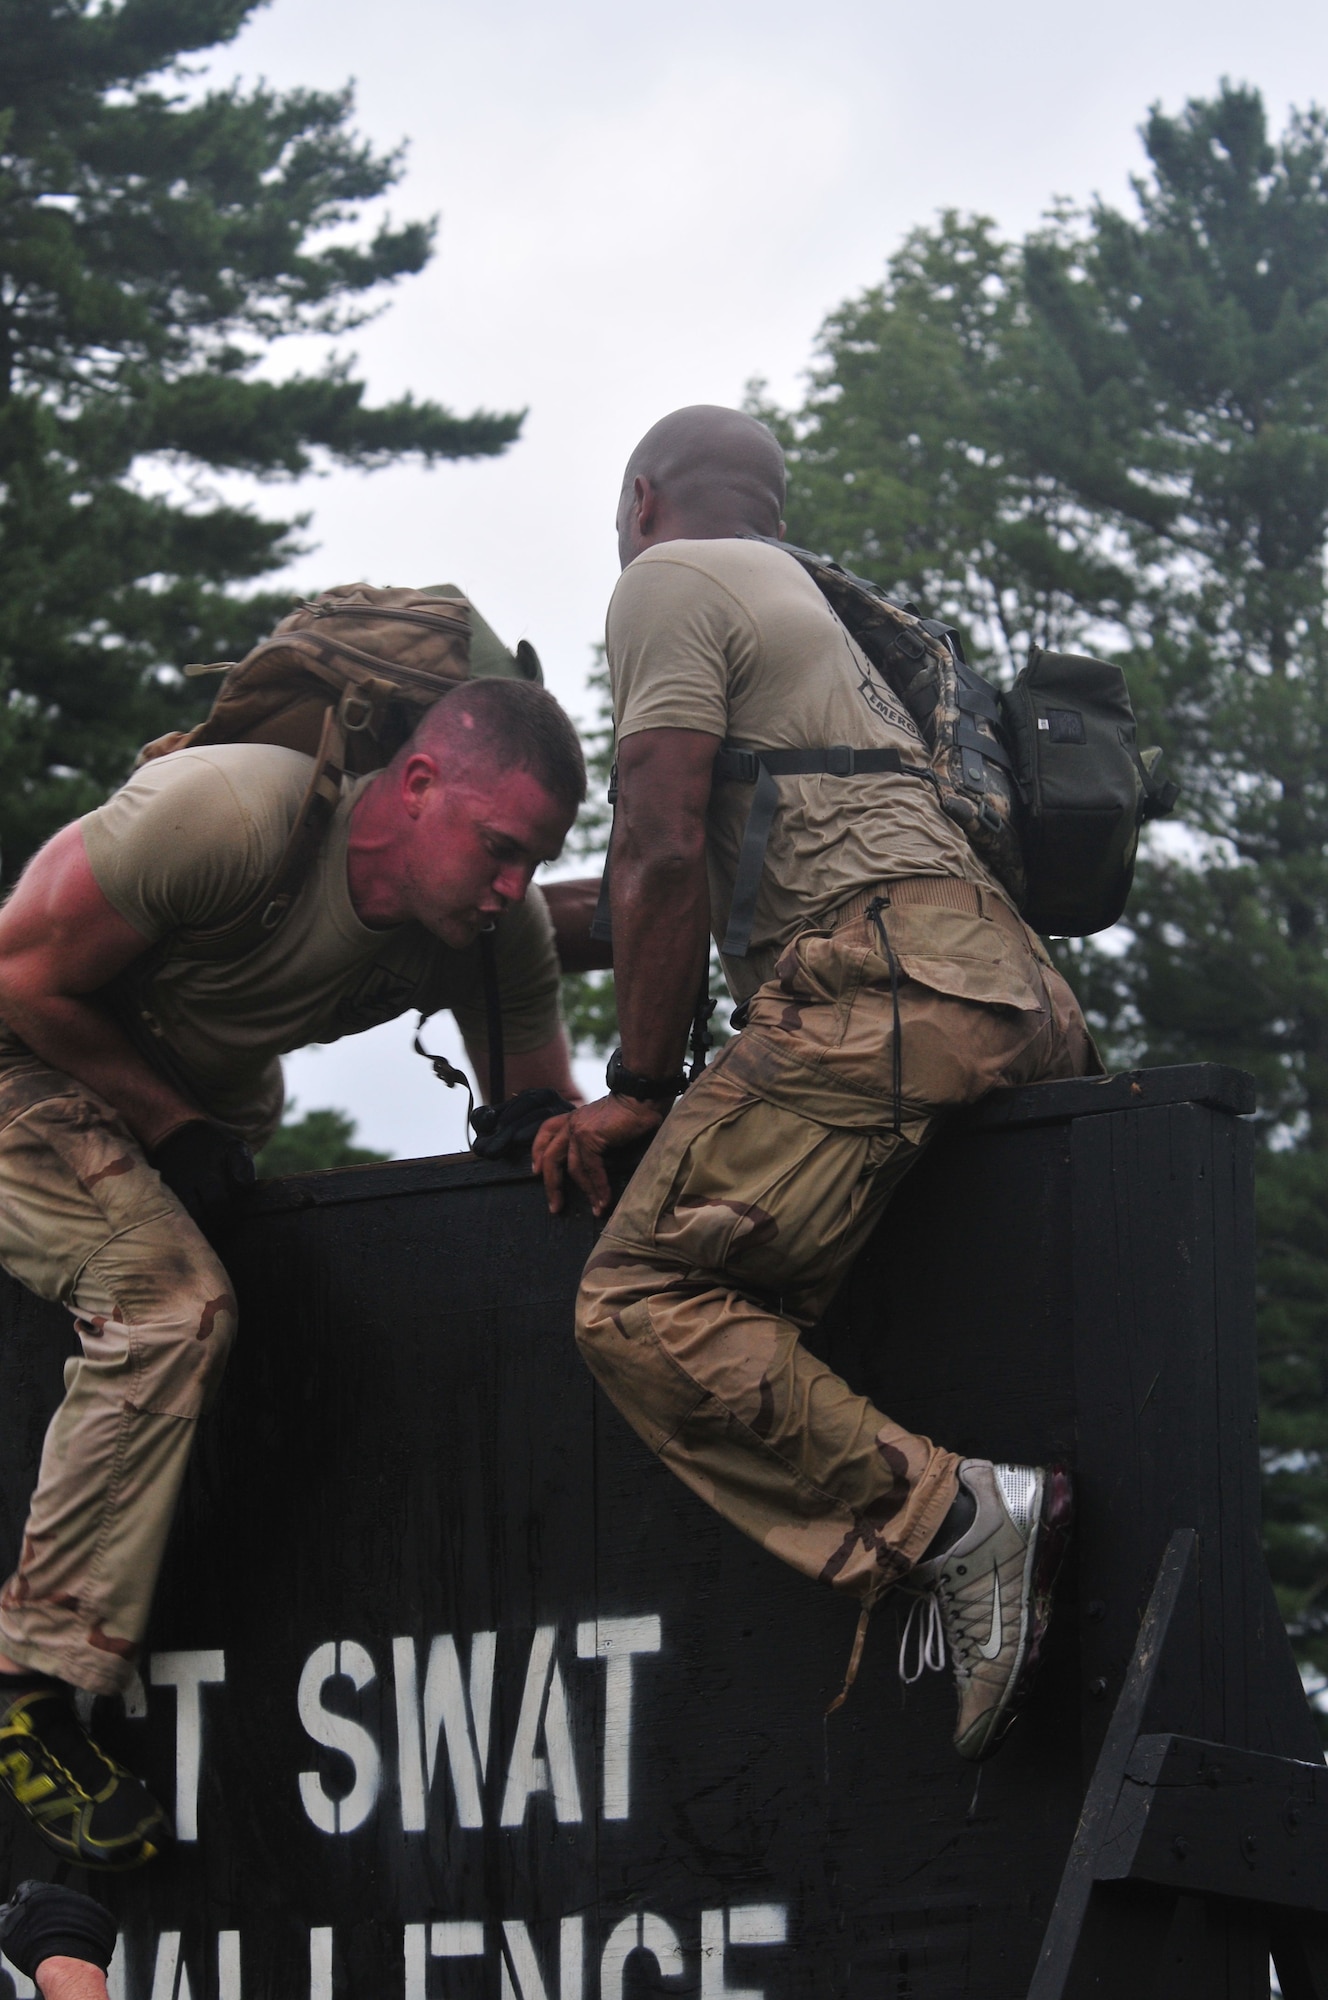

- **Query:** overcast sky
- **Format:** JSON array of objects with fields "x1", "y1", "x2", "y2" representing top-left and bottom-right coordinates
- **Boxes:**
[{"x1": 208, "y1": 0, "x2": 1328, "y2": 1158}]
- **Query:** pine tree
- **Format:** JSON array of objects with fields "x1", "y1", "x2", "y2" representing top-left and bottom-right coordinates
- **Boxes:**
[
  {"x1": 763, "y1": 83, "x2": 1328, "y2": 1706},
  {"x1": 0, "y1": 0, "x2": 523, "y2": 875}
]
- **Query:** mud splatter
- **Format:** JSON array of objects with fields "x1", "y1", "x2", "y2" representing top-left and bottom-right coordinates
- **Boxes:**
[
  {"x1": 80, "y1": 1155, "x2": 135, "y2": 1194},
  {"x1": 197, "y1": 1292, "x2": 237, "y2": 1342}
]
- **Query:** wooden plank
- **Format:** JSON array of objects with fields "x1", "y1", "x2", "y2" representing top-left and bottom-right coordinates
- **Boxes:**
[
  {"x1": 1096, "y1": 1733, "x2": 1328, "y2": 1910},
  {"x1": 1069, "y1": 1107, "x2": 1213, "y2": 1767},
  {"x1": 237, "y1": 1065, "x2": 1260, "y2": 1222},
  {"x1": 970, "y1": 1064, "x2": 1256, "y2": 1132}
]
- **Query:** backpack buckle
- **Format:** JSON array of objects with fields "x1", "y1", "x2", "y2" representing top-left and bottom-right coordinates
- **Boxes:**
[
  {"x1": 338, "y1": 691, "x2": 374, "y2": 732},
  {"x1": 717, "y1": 747, "x2": 760, "y2": 784},
  {"x1": 826, "y1": 745, "x2": 855, "y2": 777}
]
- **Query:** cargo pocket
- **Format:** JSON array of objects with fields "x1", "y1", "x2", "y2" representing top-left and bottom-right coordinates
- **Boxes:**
[{"x1": 877, "y1": 903, "x2": 1048, "y2": 1013}]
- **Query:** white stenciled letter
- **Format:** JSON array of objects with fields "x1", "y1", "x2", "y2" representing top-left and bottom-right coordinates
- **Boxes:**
[
  {"x1": 600, "y1": 1915, "x2": 683, "y2": 2000},
  {"x1": 575, "y1": 1615, "x2": 661, "y2": 1820},
  {"x1": 700, "y1": 1907, "x2": 787, "y2": 1998},
  {"x1": 218, "y1": 1930, "x2": 241, "y2": 2000},
  {"x1": 310, "y1": 1928, "x2": 333, "y2": 2000},
  {"x1": 149, "y1": 1935, "x2": 192, "y2": 2000},
  {"x1": 393, "y1": 1632, "x2": 495, "y2": 1832},
  {"x1": 149, "y1": 1649, "x2": 225, "y2": 1842},
  {"x1": 404, "y1": 1921, "x2": 485, "y2": 2000},
  {"x1": 499, "y1": 1626, "x2": 582, "y2": 1826},
  {"x1": 499, "y1": 1917, "x2": 583, "y2": 2000},
  {"x1": 298, "y1": 1640, "x2": 381, "y2": 1834},
  {"x1": 1, "y1": 1953, "x2": 34, "y2": 1997}
]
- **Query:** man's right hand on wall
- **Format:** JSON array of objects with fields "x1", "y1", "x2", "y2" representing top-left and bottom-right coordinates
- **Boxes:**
[{"x1": 532, "y1": 1093, "x2": 665, "y2": 1218}]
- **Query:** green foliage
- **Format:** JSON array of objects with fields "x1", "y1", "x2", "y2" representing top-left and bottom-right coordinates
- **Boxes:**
[
  {"x1": 559, "y1": 651, "x2": 617, "y2": 1054},
  {"x1": 255, "y1": 1103, "x2": 388, "y2": 1178},
  {"x1": 764, "y1": 81, "x2": 1328, "y2": 1705},
  {"x1": 565, "y1": 651, "x2": 615, "y2": 864},
  {"x1": 0, "y1": 0, "x2": 523, "y2": 876},
  {"x1": 560, "y1": 967, "x2": 620, "y2": 1055},
  {"x1": 753, "y1": 211, "x2": 1143, "y2": 674}
]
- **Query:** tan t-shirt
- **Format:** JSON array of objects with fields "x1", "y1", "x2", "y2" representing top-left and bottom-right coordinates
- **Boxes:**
[
  {"x1": 81, "y1": 745, "x2": 561, "y2": 1143},
  {"x1": 607, "y1": 538, "x2": 1004, "y2": 998}
]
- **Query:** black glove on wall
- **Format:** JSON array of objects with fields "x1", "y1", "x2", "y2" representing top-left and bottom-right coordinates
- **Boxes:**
[
  {"x1": 471, "y1": 1087, "x2": 575, "y2": 1160},
  {"x1": 0, "y1": 1879, "x2": 118, "y2": 1976},
  {"x1": 148, "y1": 1120, "x2": 255, "y2": 1235}
]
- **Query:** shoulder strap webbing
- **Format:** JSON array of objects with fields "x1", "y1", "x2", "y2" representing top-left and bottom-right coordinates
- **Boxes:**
[
  {"x1": 100, "y1": 698, "x2": 358, "y2": 1113},
  {"x1": 714, "y1": 745, "x2": 931, "y2": 957},
  {"x1": 172, "y1": 702, "x2": 352, "y2": 964},
  {"x1": 587, "y1": 742, "x2": 932, "y2": 960}
]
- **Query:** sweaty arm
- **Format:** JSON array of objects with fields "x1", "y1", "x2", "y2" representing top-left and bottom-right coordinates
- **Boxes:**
[
  {"x1": 0, "y1": 823, "x2": 200, "y2": 1149},
  {"x1": 533, "y1": 727, "x2": 716, "y2": 1215}
]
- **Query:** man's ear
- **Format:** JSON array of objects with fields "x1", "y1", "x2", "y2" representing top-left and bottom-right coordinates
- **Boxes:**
[
  {"x1": 400, "y1": 751, "x2": 440, "y2": 819},
  {"x1": 777, "y1": 519, "x2": 787, "y2": 541},
  {"x1": 635, "y1": 475, "x2": 658, "y2": 534}
]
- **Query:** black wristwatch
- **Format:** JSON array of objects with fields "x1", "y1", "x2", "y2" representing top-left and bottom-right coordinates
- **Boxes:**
[{"x1": 605, "y1": 1048, "x2": 687, "y2": 1102}]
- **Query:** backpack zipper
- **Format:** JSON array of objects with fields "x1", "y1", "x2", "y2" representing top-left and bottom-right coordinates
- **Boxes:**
[{"x1": 300, "y1": 601, "x2": 469, "y2": 636}]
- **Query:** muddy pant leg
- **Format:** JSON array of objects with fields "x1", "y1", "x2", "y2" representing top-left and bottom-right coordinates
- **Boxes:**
[
  {"x1": 0, "y1": 1067, "x2": 236, "y2": 1693},
  {"x1": 577, "y1": 910, "x2": 1093, "y2": 1602},
  {"x1": 577, "y1": 1035, "x2": 962, "y2": 1603}
]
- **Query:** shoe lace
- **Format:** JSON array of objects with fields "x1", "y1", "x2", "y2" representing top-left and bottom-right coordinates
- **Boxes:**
[{"x1": 898, "y1": 1587, "x2": 947, "y2": 1685}]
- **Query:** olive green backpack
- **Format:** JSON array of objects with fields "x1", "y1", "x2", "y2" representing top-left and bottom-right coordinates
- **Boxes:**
[{"x1": 135, "y1": 584, "x2": 541, "y2": 961}]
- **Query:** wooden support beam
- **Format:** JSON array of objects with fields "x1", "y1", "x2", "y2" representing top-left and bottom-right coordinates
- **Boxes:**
[
  {"x1": 1097, "y1": 1733, "x2": 1328, "y2": 1909},
  {"x1": 1028, "y1": 1530, "x2": 1196, "y2": 2000},
  {"x1": 1029, "y1": 1530, "x2": 1328, "y2": 2000}
]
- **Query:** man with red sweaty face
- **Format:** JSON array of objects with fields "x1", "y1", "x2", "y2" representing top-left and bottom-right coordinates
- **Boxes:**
[
  {"x1": 0, "y1": 673, "x2": 584, "y2": 1868},
  {"x1": 536, "y1": 406, "x2": 1095, "y2": 1759}
]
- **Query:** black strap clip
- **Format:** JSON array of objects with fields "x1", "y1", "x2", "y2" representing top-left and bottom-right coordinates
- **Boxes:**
[{"x1": 717, "y1": 746, "x2": 761, "y2": 785}]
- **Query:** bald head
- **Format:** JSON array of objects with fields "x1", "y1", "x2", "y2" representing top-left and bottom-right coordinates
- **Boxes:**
[{"x1": 616, "y1": 405, "x2": 786, "y2": 567}]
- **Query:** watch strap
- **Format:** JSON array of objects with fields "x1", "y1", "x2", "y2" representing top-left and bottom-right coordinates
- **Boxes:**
[{"x1": 605, "y1": 1048, "x2": 687, "y2": 1102}]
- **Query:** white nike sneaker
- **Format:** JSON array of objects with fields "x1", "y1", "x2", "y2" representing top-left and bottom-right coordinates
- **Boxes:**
[{"x1": 904, "y1": 1459, "x2": 1073, "y2": 1761}]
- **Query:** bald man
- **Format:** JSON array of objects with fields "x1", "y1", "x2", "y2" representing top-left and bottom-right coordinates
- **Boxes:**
[
  {"x1": 536, "y1": 405, "x2": 1096, "y2": 1761},
  {"x1": 0, "y1": 676, "x2": 585, "y2": 1867}
]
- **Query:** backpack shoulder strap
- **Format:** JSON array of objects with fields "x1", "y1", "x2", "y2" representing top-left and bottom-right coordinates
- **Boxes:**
[
  {"x1": 172, "y1": 696, "x2": 355, "y2": 964},
  {"x1": 713, "y1": 745, "x2": 931, "y2": 958}
]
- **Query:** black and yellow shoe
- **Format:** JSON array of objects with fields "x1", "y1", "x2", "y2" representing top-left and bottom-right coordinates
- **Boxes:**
[{"x1": 0, "y1": 1679, "x2": 171, "y2": 1870}]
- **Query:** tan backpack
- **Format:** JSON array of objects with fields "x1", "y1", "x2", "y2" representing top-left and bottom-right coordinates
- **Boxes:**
[{"x1": 137, "y1": 584, "x2": 541, "y2": 960}]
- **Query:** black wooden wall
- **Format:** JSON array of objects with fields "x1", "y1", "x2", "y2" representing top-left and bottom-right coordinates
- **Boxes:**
[{"x1": 0, "y1": 1064, "x2": 1317, "y2": 2000}]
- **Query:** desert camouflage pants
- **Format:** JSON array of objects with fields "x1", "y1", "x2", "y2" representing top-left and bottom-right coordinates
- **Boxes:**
[
  {"x1": 0, "y1": 1032, "x2": 235, "y2": 1693},
  {"x1": 577, "y1": 878, "x2": 1097, "y2": 1603}
]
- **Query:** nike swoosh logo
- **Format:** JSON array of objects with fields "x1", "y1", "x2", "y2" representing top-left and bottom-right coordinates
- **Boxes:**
[{"x1": 978, "y1": 1571, "x2": 1004, "y2": 1659}]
